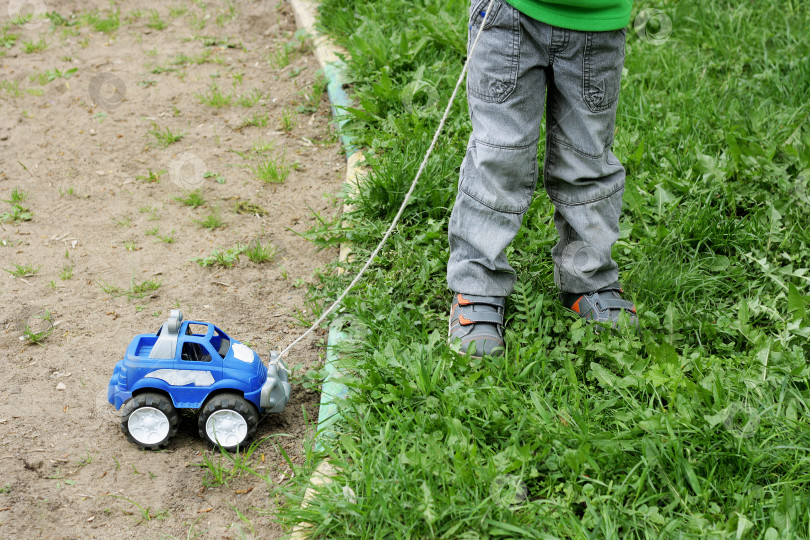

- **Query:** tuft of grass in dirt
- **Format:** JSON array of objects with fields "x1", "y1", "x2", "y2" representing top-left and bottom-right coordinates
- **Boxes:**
[
  {"x1": 195, "y1": 209, "x2": 225, "y2": 230},
  {"x1": 267, "y1": 42, "x2": 291, "y2": 69},
  {"x1": 111, "y1": 216, "x2": 131, "y2": 228},
  {"x1": 147, "y1": 124, "x2": 185, "y2": 148},
  {"x1": 192, "y1": 245, "x2": 245, "y2": 268},
  {"x1": 22, "y1": 37, "x2": 46, "y2": 53},
  {"x1": 59, "y1": 264, "x2": 74, "y2": 280},
  {"x1": 196, "y1": 83, "x2": 233, "y2": 107},
  {"x1": 97, "y1": 277, "x2": 161, "y2": 300},
  {"x1": 3, "y1": 261, "x2": 39, "y2": 277},
  {"x1": 239, "y1": 111, "x2": 269, "y2": 128},
  {"x1": 253, "y1": 155, "x2": 290, "y2": 183},
  {"x1": 244, "y1": 240, "x2": 277, "y2": 263},
  {"x1": 146, "y1": 9, "x2": 167, "y2": 30},
  {"x1": 279, "y1": 108, "x2": 297, "y2": 132},
  {"x1": 85, "y1": 9, "x2": 120, "y2": 34},
  {"x1": 136, "y1": 169, "x2": 165, "y2": 183},
  {"x1": 108, "y1": 495, "x2": 168, "y2": 524},
  {"x1": 203, "y1": 171, "x2": 226, "y2": 184},
  {"x1": 156, "y1": 230, "x2": 176, "y2": 244},
  {"x1": 22, "y1": 310, "x2": 54, "y2": 346},
  {"x1": 169, "y1": 6, "x2": 187, "y2": 18},
  {"x1": 175, "y1": 190, "x2": 206, "y2": 208},
  {"x1": 297, "y1": 71, "x2": 327, "y2": 113},
  {"x1": 237, "y1": 89, "x2": 262, "y2": 107},
  {"x1": 0, "y1": 28, "x2": 19, "y2": 50}
]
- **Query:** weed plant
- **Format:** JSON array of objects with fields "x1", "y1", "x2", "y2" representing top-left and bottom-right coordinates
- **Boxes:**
[
  {"x1": 196, "y1": 209, "x2": 225, "y2": 230},
  {"x1": 278, "y1": 0, "x2": 810, "y2": 537},
  {"x1": 253, "y1": 155, "x2": 290, "y2": 183},
  {"x1": 148, "y1": 124, "x2": 185, "y2": 147},
  {"x1": 175, "y1": 190, "x2": 206, "y2": 208},
  {"x1": 193, "y1": 245, "x2": 245, "y2": 268},
  {"x1": 244, "y1": 239, "x2": 277, "y2": 263}
]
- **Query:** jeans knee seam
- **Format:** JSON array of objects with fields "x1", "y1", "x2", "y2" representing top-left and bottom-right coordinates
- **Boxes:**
[
  {"x1": 548, "y1": 134, "x2": 614, "y2": 159},
  {"x1": 474, "y1": 137, "x2": 539, "y2": 151},
  {"x1": 548, "y1": 181, "x2": 624, "y2": 207},
  {"x1": 459, "y1": 187, "x2": 532, "y2": 215}
]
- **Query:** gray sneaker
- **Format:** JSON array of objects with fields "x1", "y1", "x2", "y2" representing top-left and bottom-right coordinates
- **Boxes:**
[
  {"x1": 560, "y1": 282, "x2": 639, "y2": 330},
  {"x1": 448, "y1": 293, "x2": 505, "y2": 358}
]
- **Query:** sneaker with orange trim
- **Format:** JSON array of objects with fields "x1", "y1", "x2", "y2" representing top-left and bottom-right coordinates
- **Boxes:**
[
  {"x1": 448, "y1": 292, "x2": 505, "y2": 358},
  {"x1": 560, "y1": 282, "x2": 639, "y2": 330}
]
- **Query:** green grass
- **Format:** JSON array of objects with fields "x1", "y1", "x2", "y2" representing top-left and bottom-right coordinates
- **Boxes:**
[
  {"x1": 22, "y1": 37, "x2": 46, "y2": 53},
  {"x1": 3, "y1": 261, "x2": 39, "y2": 277},
  {"x1": 22, "y1": 310, "x2": 54, "y2": 346},
  {"x1": 195, "y1": 209, "x2": 225, "y2": 230},
  {"x1": 97, "y1": 277, "x2": 162, "y2": 300},
  {"x1": 136, "y1": 168, "x2": 165, "y2": 183},
  {"x1": 196, "y1": 84, "x2": 233, "y2": 107},
  {"x1": 240, "y1": 111, "x2": 269, "y2": 128},
  {"x1": 279, "y1": 108, "x2": 297, "y2": 132},
  {"x1": 1, "y1": 28, "x2": 19, "y2": 50},
  {"x1": 147, "y1": 124, "x2": 185, "y2": 148},
  {"x1": 156, "y1": 230, "x2": 176, "y2": 244},
  {"x1": 192, "y1": 245, "x2": 245, "y2": 268},
  {"x1": 244, "y1": 239, "x2": 277, "y2": 263},
  {"x1": 146, "y1": 9, "x2": 167, "y2": 30},
  {"x1": 297, "y1": 71, "x2": 327, "y2": 113},
  {"x1": 253, "y1": 155, "x2": 290, "y2": 183},
  {"x1": 175, "y1": 190, "x2": 206, "y2": 208},
  {"x1": 276, "y1": 0, "x2": 810, "y2": 538},
  {"x1": 85, "y1": 9, "x2": 120, "y2": 34}
]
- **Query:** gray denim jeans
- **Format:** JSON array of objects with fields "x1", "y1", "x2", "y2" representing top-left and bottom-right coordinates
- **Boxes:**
[{"x1": 447, "y1": 0, "x2": 627, "y2": 297}]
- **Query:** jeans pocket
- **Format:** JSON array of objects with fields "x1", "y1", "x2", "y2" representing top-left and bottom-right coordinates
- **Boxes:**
[
  {"x1": 467, "y1": 0, "x2": 520, "y2": 103},
  {"x1": 582, "y1": 29, "x2": 626, "y2": 113}
]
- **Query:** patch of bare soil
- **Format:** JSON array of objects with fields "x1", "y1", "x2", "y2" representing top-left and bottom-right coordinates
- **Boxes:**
[{"x1": 0, "y1": 1, "x2": 342, "y2": 537}]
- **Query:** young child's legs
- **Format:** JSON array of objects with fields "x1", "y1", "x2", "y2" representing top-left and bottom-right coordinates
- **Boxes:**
[
  {"x1": 447, "y1": 1, "x2": 548, "y2": 298},
  {"x1": 542, "y1": 28, "x2": 626, "y2": 294},
  {"x1": 447, "y1": 1, "x2": 635, "y2": 356}
]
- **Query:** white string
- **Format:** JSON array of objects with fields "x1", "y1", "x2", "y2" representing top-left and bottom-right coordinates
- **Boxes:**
[{"x1": 279, "y1": 0, "x2": 497, "y2": 359}]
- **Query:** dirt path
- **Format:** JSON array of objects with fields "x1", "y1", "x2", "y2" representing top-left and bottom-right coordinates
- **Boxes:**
[{"x1": 0, "y1": 1, "x2": 341, "y2": 537}]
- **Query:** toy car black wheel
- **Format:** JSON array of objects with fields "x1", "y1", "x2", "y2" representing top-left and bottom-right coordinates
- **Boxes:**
[
  {"x1": 198, "y1": 393, "x2": 258, "y2": 451},
  {"x1": 120, "y1": 392, "x2": 179, "y2": 450}
]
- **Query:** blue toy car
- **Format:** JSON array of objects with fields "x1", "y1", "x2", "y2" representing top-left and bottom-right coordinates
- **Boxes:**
[{"x1": 108, "y1": 310, "x2": 291, "y2": 450}]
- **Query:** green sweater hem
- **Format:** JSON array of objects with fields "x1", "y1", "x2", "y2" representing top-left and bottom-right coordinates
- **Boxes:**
[{"x1": 503, "y1": 0, "x2": 633, "y2": 31}]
